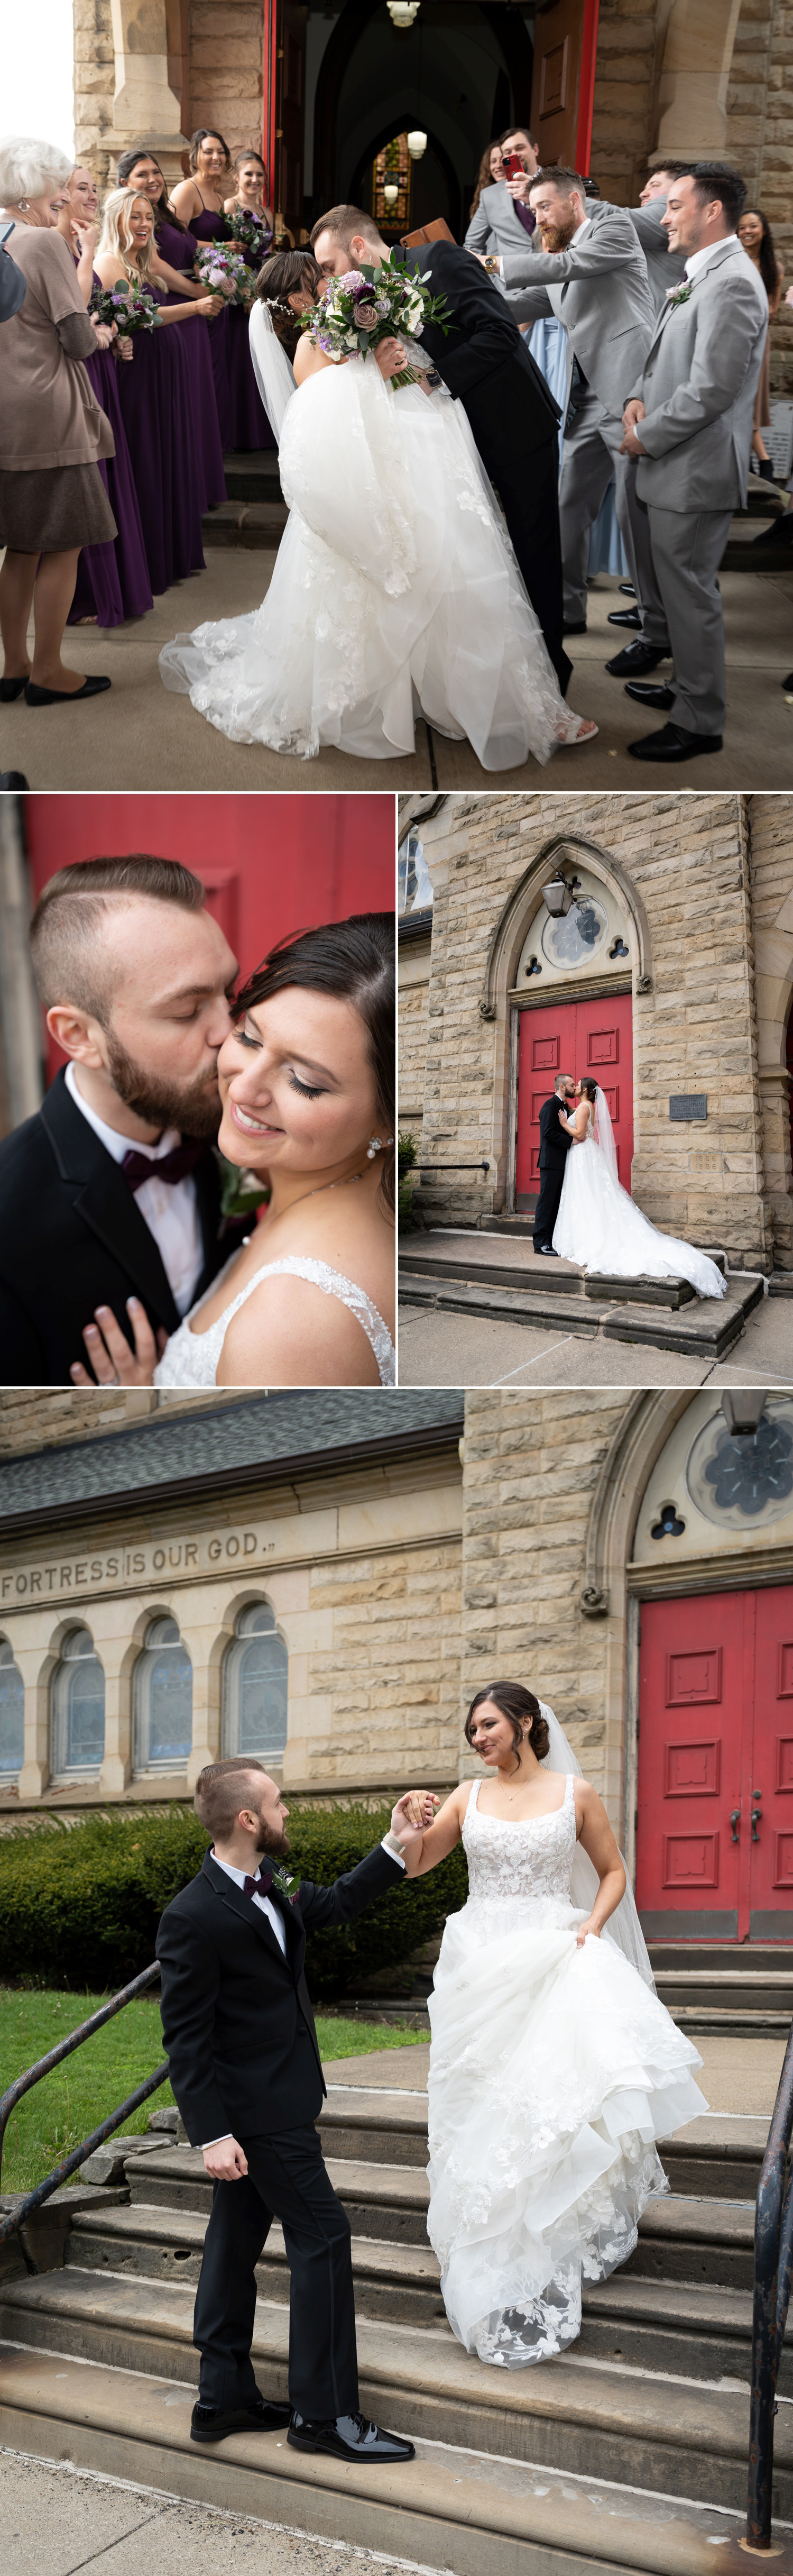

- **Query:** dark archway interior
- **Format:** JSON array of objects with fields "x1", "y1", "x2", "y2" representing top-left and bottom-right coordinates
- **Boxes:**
[{"x1": 307, "y1": 0, "x2": 534, "y2": 239}]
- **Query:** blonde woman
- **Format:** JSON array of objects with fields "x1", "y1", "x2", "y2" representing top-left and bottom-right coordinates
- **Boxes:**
[
  {"x1": 95, "y1": 188, "x2": 220, "y2": 593},
  {"x1": 56, "y1": 167, "x2": 153, "y2": 628},
  {"x1": 170, "y1": 126, "x2": 275, "y2": 448}
]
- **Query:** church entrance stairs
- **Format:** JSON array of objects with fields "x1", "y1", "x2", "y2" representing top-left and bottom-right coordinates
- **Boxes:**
[{"x1": 398, "y1": 1233, "x2": 761, "y2": 1362}]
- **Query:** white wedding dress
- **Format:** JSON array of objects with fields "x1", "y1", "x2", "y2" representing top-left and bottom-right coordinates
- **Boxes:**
[
  {"x1": 427, "y1": 1771, "x2": 707, "y2": 2367},
  {"x1": 159, "y1": 351, "x2": 590, "y2": 769},
  {"x1": 153, "y1": 1248, "x2": 395, "y2": 1387},
  {"x1": 552, "y1": 1103, "x2": 727, "y2": 1299}
]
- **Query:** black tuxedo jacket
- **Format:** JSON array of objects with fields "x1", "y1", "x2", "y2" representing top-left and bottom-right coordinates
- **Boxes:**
[
  {"x1": 0, "y1": 1067, "x2": 230, "y2": 1385},
  {"x1": 538, "y1": 1094, "x2": 574, "y2": 1172},
  {"x1": 402, "y1": 240, "x2": 561, "y2": 447},
  {"x1": 156, "y1": 1843, "x2": 404, "y2": 2143}
]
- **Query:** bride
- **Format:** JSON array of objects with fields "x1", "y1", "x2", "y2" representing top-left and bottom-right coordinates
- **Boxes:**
[
  {"x1": 69, "y1": 916, "x2": 395, "y2": 1390},
  {"x1": 158, "y1": 246, "x2": 597, "y2": 769},
  {"x1": 394, "y1": 1681, "x2": 707, "y2": 2367},
  {"x1": 552, "y1": 1078, "x2": 727, "y2": 1298}
]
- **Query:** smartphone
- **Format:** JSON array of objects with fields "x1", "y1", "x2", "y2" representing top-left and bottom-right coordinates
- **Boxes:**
[
  {"x1": 0, "y1": 222, "x2": 15, "y2": 249},
  {"x1": 503, "y1": 151, "x2": 526, "y2": 183}
]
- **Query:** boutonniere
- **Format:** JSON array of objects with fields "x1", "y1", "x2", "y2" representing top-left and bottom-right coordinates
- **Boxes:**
[
  {"x1": 272, "y1": 1865, "x2": 299, "y2": 1905},
  {"x1": 666, "y1": 281, "x2": 694, "y2": 306},
  {"x1": 215, "y1": 1148, "x2": 270, "y2": 1227}
]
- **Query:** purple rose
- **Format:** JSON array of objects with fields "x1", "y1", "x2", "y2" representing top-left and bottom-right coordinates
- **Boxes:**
[
  {"x1": 354, "y1": 299, "x2": 379, "y2": 329},
  {"x1": 340, "y1": 269, "x2": 365, "y2": 289}
]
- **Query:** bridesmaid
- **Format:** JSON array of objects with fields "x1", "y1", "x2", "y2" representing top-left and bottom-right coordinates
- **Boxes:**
[
  {"x1": 224, "y1": 146, "x2": 274, "y2": 249},
  {"x1": 57, "y1": 165, "x2": 153, "y2": 629},
  {"x1": 95, "y1": 188, "x2": 218, "y2": 595},
  {"x1": 116, "y1": 146, "x2": 226, "y2": 510},
  {"x1": 170, "y1": 128, "x2": 273, "y2": 451}
]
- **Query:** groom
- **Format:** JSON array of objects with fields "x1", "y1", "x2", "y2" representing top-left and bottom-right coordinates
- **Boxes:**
[
  {"x1": 310, "y1": 203, "x2": 571, "y2": 697},
  {"x1": 533, "y1": 1073, "x2": 576, "y2": 1256},
  {"x1": 0, "y1": 854, "x2": 240, "y2": 1386},
  {"x1": 156, "y1": 1757, "x2": 426, "y2": 2460}
]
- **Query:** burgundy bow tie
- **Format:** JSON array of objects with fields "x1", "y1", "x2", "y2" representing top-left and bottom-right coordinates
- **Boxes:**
[
  {"x1": 122, "y1": 1140, "x2": 205, "y2": 1192},
  {"x1": 244, "y1": 1867, "x2": 274, "y2": 1899}
]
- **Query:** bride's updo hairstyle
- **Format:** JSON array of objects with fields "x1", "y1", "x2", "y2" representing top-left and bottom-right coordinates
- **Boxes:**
[
  {"x1": 465, "y1": 1682, "x2": 549, "y2": 1760},
  {"x1": 233, "y1": 914, "x2": 395, "y2": 1210},
  {"x1": 256, "y1": 250, "x2": 320, "y2": 355},
  {"x1": 579, "y1": 1079, "x2": 598, "y2": 1106}
]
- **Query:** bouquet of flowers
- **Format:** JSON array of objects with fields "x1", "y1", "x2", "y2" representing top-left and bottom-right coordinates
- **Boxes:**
[
  {"x1": 194, "y1": 240, "x2": 253, "y2": 305},
  {"x1": 90, "y1": 276, "x2": 160, "y2": 334},
  {"x1": 227, "y1": 205, "x2": 273, "y2": 265},
  {"x1": 299, "y1": 254, "x2": 450, "y2": 388}
]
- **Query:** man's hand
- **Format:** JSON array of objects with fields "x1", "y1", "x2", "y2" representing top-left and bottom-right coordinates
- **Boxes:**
[
  {"x1": 202, "y1": 2136, "x2": 248, "y2": 2181},
  {"x1": 505, "y1": 172, "x2": 532, "y2": 205},
  {"x1": 620, "y1": 425, "x2": 647, "y2": 457},
  {"x1": 389, "y1": 1791, "x2": 440, "y2": 1847},
  {"x1": 374, "y1": 336, "x2": 408, "y2": 381},
  {"x1": 621, "y1": 398, "x2": 646, "y2": 431}
]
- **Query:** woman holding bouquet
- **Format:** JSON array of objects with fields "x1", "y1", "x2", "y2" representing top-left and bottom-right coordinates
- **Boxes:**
[
  {"x1": 95, "y1": 188, "x2": 218, "y2": 595},
  {"x1": 116, "y1": 149, "x2": 226, "y2": 513},
  {"x1": 170, "y1": 129, "x2": 274, "y2": 450},
  {"x1": 57, "y1": 166, "x2": 153, "y2": 630},
  {"x1": 160, "y1": 210, "x2": 596, "y2": 767}
]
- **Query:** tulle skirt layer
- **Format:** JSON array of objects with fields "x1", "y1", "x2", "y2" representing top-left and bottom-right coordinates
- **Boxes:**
[
  {"x1": 427, "y1": 1898, "x2": 707, "y2": 2368},
  {"x1": 552, "y1": 1137, "x2": 727, "y2": 1299},
  {"x1": 159, "y1": 360, "x2": 578, "y2": 768}
]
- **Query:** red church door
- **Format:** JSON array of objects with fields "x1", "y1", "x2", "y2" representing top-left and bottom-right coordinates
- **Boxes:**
[
  {"x1": 514, "y1": 992, "x2": 633, "y2": 1210},
  {"x1": 636, "y1": 1584, "x2": 793, "y2": 1941}
]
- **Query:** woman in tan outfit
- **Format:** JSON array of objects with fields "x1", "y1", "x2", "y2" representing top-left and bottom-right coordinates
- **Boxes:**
[
  {"x1": 0, "y1": 137, "x2": 118, "y2": 705},
  {"x1": 738, "y1": 205, "x2": 785, "y2": 481}
]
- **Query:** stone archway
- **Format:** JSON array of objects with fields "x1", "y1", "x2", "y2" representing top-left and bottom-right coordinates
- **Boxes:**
[{"x1": 654, "y1": 0, "x2": 743, "y2": 162}]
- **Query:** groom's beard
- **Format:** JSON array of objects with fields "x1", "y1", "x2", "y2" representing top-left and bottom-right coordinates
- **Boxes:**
[
  {"x1": 254, "y1": 1812, "x2": 291, "y2": 1860},
  {"x1": 104, "y1": 1028, "x2": 223, "y2": 1140}
]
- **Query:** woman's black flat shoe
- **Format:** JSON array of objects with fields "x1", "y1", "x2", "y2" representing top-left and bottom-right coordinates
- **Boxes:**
[
  {"x1": 0, "y1": 677, "x2": 29, "y2": 701},
  {"x1": 24, "y1": 675, "x2": 112, "y2": 705}
]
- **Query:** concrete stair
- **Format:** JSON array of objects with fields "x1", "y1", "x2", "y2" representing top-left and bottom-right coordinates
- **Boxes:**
[
  {"x1": 1, "y1": 2079, "x2": 790, "y2": 2572},
  {"x1": 649, "y1": 1946, "x2": 793, "y2": 2038},
  {"x1": 202, "y1": 449, "x2": 287, "y2": 551},
  {"x1": 398, "y1": 1232, "x2": 761, "y2": 1361}
]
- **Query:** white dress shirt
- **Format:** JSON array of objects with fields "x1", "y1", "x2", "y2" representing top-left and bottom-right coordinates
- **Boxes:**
[
  {"x1": 201, "y1": 1837, "x2": 406, "y2": 2150},
  {"x1": 65, "y1": 1061, "x2": 205, "y2": 1317},
  {"x1": 679, "y1": 233, "x2": 738, "y2": 282}
]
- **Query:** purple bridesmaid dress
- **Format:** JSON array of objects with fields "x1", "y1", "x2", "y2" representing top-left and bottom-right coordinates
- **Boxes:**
[
  {"x1": 155, "y1": 219, "x2": 226, "y2": 508},
  {"x1": 115, "y1": 285, "x2": 206, "y2": 593},
  {"x1": 68, "y1": 335, "x2": 153, "y2": 627},
  {"x1": 190, "y1": 204, "x2": 275, "y2": 452}
]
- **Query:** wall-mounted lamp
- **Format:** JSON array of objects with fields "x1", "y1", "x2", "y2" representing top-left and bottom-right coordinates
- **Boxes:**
[
  {"x1": 386, "y1": 1, "x2": 420, "y2": 25},
  {"x1": 383, "y1": 181, "x2": 399, "y2": 207},
  {"x1": 407, "y1": 129, "x2": 428, "y2": 158},
  {"x1": 542, "y1": 870, "x2": 576, "y2": 917}
]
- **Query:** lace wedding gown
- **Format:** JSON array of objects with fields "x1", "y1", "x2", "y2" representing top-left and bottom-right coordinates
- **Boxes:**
[
  {"x1": 159, "y1": 356, "x2": 588, "y2": 769},
  {"x1": 552, "y1": 1121, "x2": 727, "y2": 1300},
  {"x1": 427, "y1": 1775, "x2": 707, "y2": 2367},
  {"x1": 153, "y1": 1248, "x2": 395, "y2": 1387}
]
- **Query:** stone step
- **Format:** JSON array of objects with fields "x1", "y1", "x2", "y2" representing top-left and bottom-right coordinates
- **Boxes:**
[
  {"x1": 2, "y1": 2271, "x2": 790, "y2": 2514},
  {"x1": 66, "y1": 2200, "x2": 446, "y2": 2327},
  {"x1": 3, "y1": 2343, "x2": 783, "y2": 2576},
  {"x1": 401, "y1": 1247, "x2": 719, "y2": 1311},
  {"x1": 222, "y1": 449, "x2": 283, "y2": 501},
  {"x1": 648, "y1": 1945, "x2": 793, "y2": 1973},
  {"x1": 201, "y1": 498, "x2": 287, "y2": 549},
  {"x1": 579, "y1": 2270, "x2": 792, "y2": 2395},
  {"x1": 398, "y1": 1267, "x2": 760, "y2": 1361},
  {"x1": 623, "y1": 2196, "x2": 756, "y2": 2292}
]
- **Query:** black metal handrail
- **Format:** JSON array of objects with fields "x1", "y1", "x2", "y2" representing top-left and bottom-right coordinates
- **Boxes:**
[
  {"x1": 0, "y1": 1961, "x2": 167, "y2": 2249},
  {"x1": 414, "y1": 1162, "x2": 490, "y2": 1175},
  {"x1": 747, "y1": 2014, "x2": 793, "y2": 2549}
]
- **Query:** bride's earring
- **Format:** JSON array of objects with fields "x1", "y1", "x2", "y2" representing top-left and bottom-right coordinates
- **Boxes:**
[{"x1": 366, "y1": 1137, "x2": 382, "y2": 1159}]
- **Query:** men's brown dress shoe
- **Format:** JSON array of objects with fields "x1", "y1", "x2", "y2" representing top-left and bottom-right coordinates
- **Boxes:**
[
  {"x1": 605, "y1": 641, "x2": 670, "y2": 678},
  {"x1": 628, "y1": 721, "x2": 722, "y2": 762},
  {"x1": 624, "y1": 682, "x2": 676, "y2": 710}
]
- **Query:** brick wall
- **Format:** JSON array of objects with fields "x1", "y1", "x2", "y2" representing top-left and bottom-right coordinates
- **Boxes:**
[
  {"x1": 73, "y1": 0, "x2": 116, "y2": 181},
  {"x1": 591, "y1": 0, "x2": 659, "y2": 206},
  {"x1": 727, "y1": 0, "x2": 793, "y2": 395},
  {"x1": 188, "y1": 0, "x2": 265, "y2": 157}
]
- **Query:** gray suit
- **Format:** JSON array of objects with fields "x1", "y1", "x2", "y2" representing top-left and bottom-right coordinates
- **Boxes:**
[
  {"x1": 629, "y1": 235, "x2": 768, "y2": 735},
  {"x1": 464, "y1": 183, "x2": 542, "y2": 262},
  {"x1": 500, "y1": 203, "x2": 663, "y2": 637},
  {"x1": 627, "y1": 198, "x2": 687, "y2": 315}
]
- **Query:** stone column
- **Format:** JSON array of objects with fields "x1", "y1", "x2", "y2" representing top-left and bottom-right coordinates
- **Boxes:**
[
  {"x1": 655, "y1": 0, "x2": 743, "y2": 161},
  {"x1": 17, "y1": 1642, "x2": 52, "y2": 1802},
  {"x1": 109, "y1": 0, "x2": 188, "y2": 184}
]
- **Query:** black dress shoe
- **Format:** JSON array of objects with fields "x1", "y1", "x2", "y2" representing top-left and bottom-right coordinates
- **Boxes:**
[
  {"x1": 607, "y1": 607, "x2": 641, "y2": 628},
  {"x1": 562, "y1": 619, "x2": 587, "y2": 635},
  {"x1": 605, "y1": 641, "x2": 670, "y2": 677},
  {"x1": 628, "y1": 720, "x2": 723, "y2": 762},
  {"x1": 619, "y1": 581, "x2": 635, "y2": 595},
  {"x1": 191, "y1": 2394, "x2": 292, "y2": 2444},
  {"x1": 752, "y1": 514, "x2": 793, "y2": 546},
  {"x1": 24, "y1": 674, "x2": 112, "y2": 705},
  {"x1": 624, "y1": 681, "x2": 676, "y2": 709},
  {"x1": 0, "y1": 676, "x2": 28, "y2": 702},
  {"x1": 535, "y1": 1243, "x2": 560, "y2": 1257},
  {"x1": 288, "y1": 2411, "x2": 415, "y2": 2464},
  {"x1": 782, "y1": 674, "x2": 793, "y2": 693}
]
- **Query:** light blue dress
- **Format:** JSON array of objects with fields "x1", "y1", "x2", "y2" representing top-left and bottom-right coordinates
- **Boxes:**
[{"x1": 526, "y1": 315, "x2": 628, "y2": 578}]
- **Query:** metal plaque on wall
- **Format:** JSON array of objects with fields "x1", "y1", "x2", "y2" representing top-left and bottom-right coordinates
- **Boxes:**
[{"x1": 669, "y1": 1094, "x2": 707, "y2": 1121}]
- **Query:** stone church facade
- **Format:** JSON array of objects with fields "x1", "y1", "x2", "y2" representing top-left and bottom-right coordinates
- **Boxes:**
[
  {"x1": 398, "y1": 791, "x2": 793, "y2": 1277},
  {"x1": 2, "y1": 1385, "x2": 792, "y2": 1942}
]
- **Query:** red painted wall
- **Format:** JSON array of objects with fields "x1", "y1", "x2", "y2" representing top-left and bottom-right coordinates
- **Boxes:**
[{"x1": 23, "y1": 794, "x2": 395, "y2": 1085}]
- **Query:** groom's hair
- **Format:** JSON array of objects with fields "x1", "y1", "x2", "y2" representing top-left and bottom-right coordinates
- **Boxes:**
[
  {"x1": 30, "y1": 855, "x2": 206, "y2": 1020},
  {"x1": 554, "y1": 1074, "x2": 574, "y2": 1096},
  {"x1": 194, "y1": 1758, "x2": 270, "y2": 1837},
  {"x1": 310, "y1": 203, "x2": 383, "y2": 258}
]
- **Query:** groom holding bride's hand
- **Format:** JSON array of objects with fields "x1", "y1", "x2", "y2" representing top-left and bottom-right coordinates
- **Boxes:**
[{"x1": 156, "y1": 1758, "x2": 438, "y2": 2462}]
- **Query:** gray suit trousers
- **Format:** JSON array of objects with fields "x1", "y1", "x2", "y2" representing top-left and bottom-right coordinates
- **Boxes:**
[
  {"x1": 559, "y1": 389, "x2": 667, "y2": 643},
  {"x1": 647, "y1": 504, "x2": 733, "y2": 737}
]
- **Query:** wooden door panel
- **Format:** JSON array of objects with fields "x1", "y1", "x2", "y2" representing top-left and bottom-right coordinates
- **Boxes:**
[
  {"x1": 637, "y1": 1593, "x2": 745, "y2": 1939},
  {"x1": 530, "y1": 0, "x2": 600, "y2": 175},
  {"x1": 514, "y1": 992, "x2": 632, "y2": 1207},
  {"x1": 750, "y1": 1585, "x2": 793, "y2": 1936}
]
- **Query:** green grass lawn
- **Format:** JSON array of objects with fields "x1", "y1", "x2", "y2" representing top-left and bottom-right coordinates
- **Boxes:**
[{"x1": 0, "y1": 1989, "x2": 426, "y2": 2196}]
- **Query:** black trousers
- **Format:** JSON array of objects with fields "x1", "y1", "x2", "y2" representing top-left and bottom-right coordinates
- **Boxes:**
[
  {"x1": 533, "y1": 1161, "x2": 566, "y2": 1252},
  {"x1": 460, "y1": 362, "x2": 571, "y2": 699},
  {"x1": 193, "y1": 2125, "x2": 358, "y2": 2419}
]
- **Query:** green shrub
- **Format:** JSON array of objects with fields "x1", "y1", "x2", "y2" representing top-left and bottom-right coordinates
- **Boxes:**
[{"x1": 0, "y1": 1804, "x2": 467, "y2": 1997}]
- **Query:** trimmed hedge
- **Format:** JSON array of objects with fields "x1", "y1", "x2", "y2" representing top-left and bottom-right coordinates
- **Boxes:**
[{"x1": 0, "y1": 1805, "x2": 467, "y2": 1997}]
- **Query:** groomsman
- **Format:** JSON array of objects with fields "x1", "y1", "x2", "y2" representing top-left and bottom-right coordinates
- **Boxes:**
[
  {"x1": 628, "y1": 168, "x2": 689, "y2": 313},
  {"x1": 492, "y1": 171, "x2": 666, "y2": 665},
  {"x1": 620, "y1": 161, "x2": 768, "y2": 763}
]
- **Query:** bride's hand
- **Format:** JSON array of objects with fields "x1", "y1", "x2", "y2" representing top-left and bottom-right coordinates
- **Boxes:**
[
  {"x1": 575, "y1": 1915, "x2": 601, "y2": 1947},
  {"x1": 69, "y1": 1298, "x2": 167, "y2": 1387},
  {"x1": 375, "y1": 336, "x2": 408, "y2": 381},
  {"x1": 390, "y1": 1790, "x2": 440, "y2": 1843}
]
